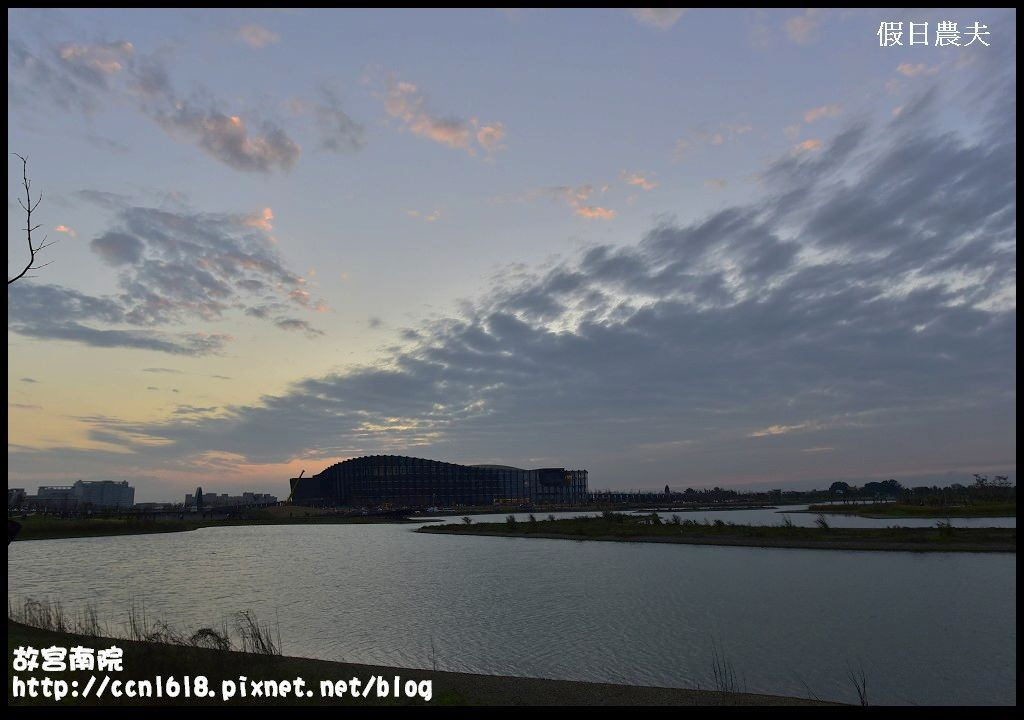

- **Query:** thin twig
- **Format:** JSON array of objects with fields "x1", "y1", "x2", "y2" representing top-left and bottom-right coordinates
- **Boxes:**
[{"x1": 9, "y1": 153, "x2": 58, "y2": 284}]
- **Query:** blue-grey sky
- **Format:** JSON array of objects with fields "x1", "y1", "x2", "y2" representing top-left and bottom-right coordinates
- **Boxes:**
[{"x1": 7, "y1": 8, "x2": 1016, "y2": 501}]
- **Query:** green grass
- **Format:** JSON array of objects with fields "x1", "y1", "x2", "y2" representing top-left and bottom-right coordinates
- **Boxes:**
[
  {"x1": 419, "y1": 513, "x2": 1016, "y2": 552},
  {"x1": 806, "y1": 501, "x2": 1016, "y2": 518}
]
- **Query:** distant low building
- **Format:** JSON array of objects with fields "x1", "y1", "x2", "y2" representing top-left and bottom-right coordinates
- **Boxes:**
[
  {"x1": 32, "y1": 480, "x2": 134, "y2": 508},
  {"x1": 185, "y1": 491, "x2": 277, "y2": 509},
  {"x1": 7, "y1": 488, "x2": 26, "y2": 508}
]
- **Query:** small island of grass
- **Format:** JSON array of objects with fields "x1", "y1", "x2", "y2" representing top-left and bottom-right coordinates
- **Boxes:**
[
  {"x1": 417, "y1": 512, "x2": 1016, "y2": 553},
  {"x1": 802, "y1": 501, "x2": 1015, "y2": 519}
]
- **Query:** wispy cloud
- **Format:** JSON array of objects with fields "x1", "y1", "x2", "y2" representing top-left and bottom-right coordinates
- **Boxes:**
[
  {"x1": 237, "y1": 24, "x2": 280, "y2": 49},
  {"x1": 793, "y1": 138, "x2": 822, "y2": 152},
  {"x1": 783, "y1": 8, "x2": 823, "y2": 45},
  {"x1": 8, "y1": 197, "x2": 326, "y2": 354},
  {"x1": 629, "y1": 9, "x2": 688, "y2": 30},
  {"x1": 803, "y1": 104, "x2": 841, "y2": 123},
  {"x1": 897, "y1": 63, "x2": 939, "y2": 78},
  {"x1": 621, "y1": 170, "x2": 658, "y2": 191},
  {"x1": 10, "y1": 38, "x2": 303, "y2": 174},
  {"x1": 544, "y1": 185, "x2": 617, "y2": 220},
  {"x1": 384, "y1": 75, "x2": 505, "y2": 156},
  {"x1": 748, "y1": 423, "x2": 809, "y2": 438},
  {"x1": 674, "y1": 122, "x2": 752, "y2": 161},
  {"x1": 47, "y1": 78, "x2": 1013, "y2": 487},
  {"x1": 406, "y1": 209, "x2": 442, "y2": 222}
]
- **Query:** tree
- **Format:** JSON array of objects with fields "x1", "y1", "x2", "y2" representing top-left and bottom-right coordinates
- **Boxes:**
[
  {"x1": 829, "y1": 481, "x2": 850, "y2": 500},
  {"x1": 8, "y1": 153, "x2": 57, "y2": 285}
]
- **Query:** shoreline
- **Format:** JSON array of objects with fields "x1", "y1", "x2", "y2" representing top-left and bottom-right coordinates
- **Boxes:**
[
  {"x1": 7, "y1": 622, "x2": 833, "y2": 706},
  {"x1": 798, "y1": 503, "x2": 1016, "y2": 519},
  {"x1": 7, "y1": 514, "x2": 434, "y2": 543},
  {"x1": 417, "y1": 523, "x2": 1016, "y2": 553}
]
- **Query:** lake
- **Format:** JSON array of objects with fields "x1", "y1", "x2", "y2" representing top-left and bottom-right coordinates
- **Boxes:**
[{"x1": 7, "y1": 507, "x2": 1016, "y2": 705}]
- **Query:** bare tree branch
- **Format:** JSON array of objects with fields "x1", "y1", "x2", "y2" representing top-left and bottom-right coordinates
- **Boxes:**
[{"x1": 8, "y1": 153, "x2": 58, "y2": 285}]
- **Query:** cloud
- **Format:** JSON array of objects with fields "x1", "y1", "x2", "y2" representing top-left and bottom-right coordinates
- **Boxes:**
[
  {"x1": 313, "y1": 85, "x2": 365, "y2": 154},
  {"x1": 704, "y1": 178, "x2": 728, "y2": 190},
  {"x1": 147, "y1": 106, "x2": 300, "y2": 173},
  {"x1": 8, "y1": 38, "x2": 131, "y2": 113},
  {"x1": 783, "y1": 9, "x2": 823, "y2": 45},
  {"x1": 629, "y1": 9, "x2": 688, "y2": 30},
  {"x1": 54, "y1": 225, "x2": 77, "y2": 237},
  {"x1": 91, "y1": 232, "x2": 144, "y2": 265},
  {"x1": 237, "y1": 24, "x2": 280, "y2": 49},
  {"x1": 897, "y1": 63, "x2": 939, "y2": 78},
  {"x1": 274, "y1": 318, "x2": 324, "y2": 337},
  {"x1": 476, "y1": 122, "x2": 506, "y2": 152},
  {"x1": 45, "y1": 68, "x2": 1013, "y2": 491},
  {"x1": 803, "y1": 104, "x2": 841, "y2": 124},
  {"x1": 245, "y1": 207, "x2": 275, "y2": 232},
  {"x1": 7, "y1": 286, "x2": 232, "y2": 355},
  {"x1": 56, "y1": 41, "x2": 134, "y2": 86},
  {"x1": 748, "y1": 423, "x2": 809, "y2": 438},
  {"x1": 9, "y1": 38, "x2": 301, "y2": 173},
  {"x1": 621, "y1": 170, "x2": 658, "y2": 191},
  {"x1": 384, "y1": 76, "x2": 505, "y2": 156},
  {"x1": 8, "y1": 199, "x2": 325, "y2": 353},
  {"x1": 407, "y1": 209, "x2": 441, "y2": 222},
  {"x1": 794, "y1": 139, "x2": 823, "y2": 152},
  {"x1": 674, "y1": 122, "x2": 752, "y2": 161},
  {"x1": 20, "y1": 377, "x2": 39, "y2": 383},
  {"x1": 538, "y1": 185, "x2": 617, "y2": 220}
]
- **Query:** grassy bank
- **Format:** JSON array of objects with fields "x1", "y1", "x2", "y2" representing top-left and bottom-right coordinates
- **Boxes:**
[
  {"x1": 417, "y1": 514, "x2": 1016, "y2": 552},
  {"x1": 804, "y1": 501, "x2": 1016, "y2": 518},
  {"x1": 8, "y1": 506, "x2": 426, "y2": 542},
  {"x1": 7, "y1": 622, "x2": 830, "y2": 706}
]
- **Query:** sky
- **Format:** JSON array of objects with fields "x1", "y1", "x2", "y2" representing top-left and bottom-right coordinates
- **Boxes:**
[{"x1": 7, "y1": 8, "x2": 1017, "y2": 502}]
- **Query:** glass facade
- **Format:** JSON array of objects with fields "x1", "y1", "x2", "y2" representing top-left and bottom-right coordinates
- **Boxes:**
[{"x1": 290, "y1": 455, "x2": 588, "y2": 508}]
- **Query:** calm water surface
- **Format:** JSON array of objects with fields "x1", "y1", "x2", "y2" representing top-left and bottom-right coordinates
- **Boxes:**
[{"x1": 7, "y1": 507, "x2": 1016, "y2": 705}]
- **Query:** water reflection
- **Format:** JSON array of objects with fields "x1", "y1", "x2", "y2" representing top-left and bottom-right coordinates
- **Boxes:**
[{"x1": 7, "y1": 514, "x2": 1016, "y2": 706}]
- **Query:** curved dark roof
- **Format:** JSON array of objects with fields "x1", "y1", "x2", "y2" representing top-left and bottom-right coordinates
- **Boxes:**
[{"x1": 317, "y1": 455, "x2": 535, "y2": 474}]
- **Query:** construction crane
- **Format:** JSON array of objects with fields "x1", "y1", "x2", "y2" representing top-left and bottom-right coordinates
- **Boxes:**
[{"x1": 286, "y1": 469, "x2": 305, "y2": 504}]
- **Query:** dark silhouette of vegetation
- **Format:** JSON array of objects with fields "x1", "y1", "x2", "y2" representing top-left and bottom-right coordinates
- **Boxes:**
[
  {"x1": 846, "y1": 662, "x2": 868, "y2": 706},
  {"x1": 710, "y1": 641, "x2": 740, "y2": 695},
  {"x1": 419, "y1": 514, "x2": 1015, "y2": 552},
  {"x1": 9, "y1": 153, "x2": 58, "y2": 285},
  {"x1": 9, "y1": 595, "x2": 280, "y2": 656}
]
